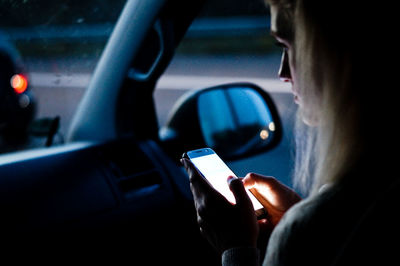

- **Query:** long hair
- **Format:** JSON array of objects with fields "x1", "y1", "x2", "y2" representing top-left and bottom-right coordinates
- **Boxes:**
[{"x1": 293, "y1": 0, "x2": 399, "y2": 194}]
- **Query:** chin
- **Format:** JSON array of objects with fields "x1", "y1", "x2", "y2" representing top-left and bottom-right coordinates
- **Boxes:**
[{"x1": 299, "y1": 107, "x2": 319, "y2": 127}]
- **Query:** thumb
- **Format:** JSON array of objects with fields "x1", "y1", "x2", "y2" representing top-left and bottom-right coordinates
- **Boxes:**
[{"x1": 228, "y1": 177, "x2": 252, "y2": 207}]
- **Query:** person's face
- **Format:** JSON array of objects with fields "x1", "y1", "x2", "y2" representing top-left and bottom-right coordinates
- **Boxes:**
[
  {"x1": 269, "y1": 5, "x2": 300, "y2": 105},
  {"x1": 269, "y1": 4, "x2": 319, "y2": 125}
]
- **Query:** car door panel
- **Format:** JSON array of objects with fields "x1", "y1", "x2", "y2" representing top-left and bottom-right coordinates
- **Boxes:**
[{"x1": 0, "y1": 139, "x2": 178, "y2": 231}]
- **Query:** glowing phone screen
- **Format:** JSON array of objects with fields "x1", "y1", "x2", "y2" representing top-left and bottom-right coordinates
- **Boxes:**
[{"x1": 191, "y1": 153, "x2": 262, "y2": 210}]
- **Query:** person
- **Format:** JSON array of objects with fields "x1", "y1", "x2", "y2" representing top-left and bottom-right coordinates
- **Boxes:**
[{"x1": 182, "y1": 0, "x2": 400, "y2": 265}]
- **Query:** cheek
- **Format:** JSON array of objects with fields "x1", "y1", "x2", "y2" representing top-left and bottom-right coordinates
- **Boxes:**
[
  {"x1": 297, "y1": 87, "x2": 322, "y2": 126},
  {"x1": 289, "y1": 55, "x2": 321, "y2": 125}
]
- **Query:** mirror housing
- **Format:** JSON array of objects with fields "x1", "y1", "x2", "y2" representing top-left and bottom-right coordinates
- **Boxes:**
[{"x1": 160, "y1": 83, "x2": 282, "y2": 160}]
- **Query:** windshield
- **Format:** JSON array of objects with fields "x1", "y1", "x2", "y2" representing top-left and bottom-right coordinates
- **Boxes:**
[{"x1": 0, "y1": 0, "x2": 126, "y2": 154}]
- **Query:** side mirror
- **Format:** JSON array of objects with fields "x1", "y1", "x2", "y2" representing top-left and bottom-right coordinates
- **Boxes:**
[{"x1": 160, "y1": 83, "x2": 282, "y2": 160}]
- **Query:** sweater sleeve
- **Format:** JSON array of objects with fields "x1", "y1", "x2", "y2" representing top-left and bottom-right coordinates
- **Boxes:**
[{"x1": 222, "y1": 247, "x2": 260, "y2": 266}]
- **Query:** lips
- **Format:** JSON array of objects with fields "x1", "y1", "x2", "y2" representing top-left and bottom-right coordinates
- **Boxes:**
[
  {"x1": 294, "y1": 94, "x2": 300, "y2": 104},
  {"x1": 282, "y1": 78, "x2": 300, "y2": 104},
  {"x1": 289, "y1": 82, "x2": 300, "y2": 104}
]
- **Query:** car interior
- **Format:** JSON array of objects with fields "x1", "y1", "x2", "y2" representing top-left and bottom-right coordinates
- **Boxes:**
[{"x1": 0, "y1": 0, "x2": 297, "y2": 263}]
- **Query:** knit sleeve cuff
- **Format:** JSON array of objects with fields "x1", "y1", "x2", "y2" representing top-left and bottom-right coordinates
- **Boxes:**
[{"x1": 222, "y1": 247, "x2": 260, "y2": 266}]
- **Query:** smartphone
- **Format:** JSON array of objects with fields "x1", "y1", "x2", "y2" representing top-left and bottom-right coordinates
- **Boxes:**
[{"x1": 184, "y1": 148, "x2": 265, "y2": 218}]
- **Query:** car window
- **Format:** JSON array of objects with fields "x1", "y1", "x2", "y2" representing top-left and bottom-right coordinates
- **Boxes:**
[
  {"x1": 0, "y1": 0, "x2": 126, "y2": 154},
  {"x1": 155, "y1": 0, "x2": 285, "y2": 128}
]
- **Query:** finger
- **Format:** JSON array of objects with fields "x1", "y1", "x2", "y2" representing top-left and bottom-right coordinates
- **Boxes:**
[
  {"x1": 243, "y1": 173, "x2": 288, "y2": 205},
  {"x1": 242, "y1": 173, "x2": 276, "y2": 190},
  {"x1": 228, "y1": 177, "x2": 252, "y2": 208},
  {"x1": 258, "y1": 218, "x2": 273, "y2": 232},
  {"x1": 181, "y1": 158, "x2": 202, "y2": 179},
  {"x1": 243, "y1": 174, "x2": 302, "y2": 224},
  {"x1": 182, "y1": 158, "x2": 222, "y2": 202},
  {"x1": 197, "y1": 214, "x2": 208, "y2": 237},
  {"x1": 181, "y1": 158, "x2": 209, "y2": 188}
]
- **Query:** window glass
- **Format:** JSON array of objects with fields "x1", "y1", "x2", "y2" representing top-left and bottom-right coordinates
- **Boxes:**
[
  {"x1": 155, "y1": 0, "x2": 283, "y2": 128},
  {"x1": 0, "y1": 0, "x2": 126, "y2": 154}
]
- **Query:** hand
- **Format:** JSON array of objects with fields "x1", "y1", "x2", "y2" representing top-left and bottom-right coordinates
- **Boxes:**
[
  {"x1": 241, "y1": 173, "x2": 301, "y2": 258},
  {"x1": 181, "y1": 158, "x2": 259, "y2": 254},
  {"x1": 243, "y1": 173, "x2": 302, "y2": 227}
]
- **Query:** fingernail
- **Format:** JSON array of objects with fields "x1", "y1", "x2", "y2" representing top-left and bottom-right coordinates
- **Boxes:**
[{"x1": 227, "y1": 176, "x2": 237, "y2": 185}]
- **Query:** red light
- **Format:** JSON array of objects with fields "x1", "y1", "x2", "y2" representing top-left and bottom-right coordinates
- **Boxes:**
[{"x1": 11, "y1": 74, "x2": 28, "y2": 94}]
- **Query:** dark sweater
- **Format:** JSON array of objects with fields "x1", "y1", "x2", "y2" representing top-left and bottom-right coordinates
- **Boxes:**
[{"x1": 223, "y1": 173, "x2": 400, "y2": 265}]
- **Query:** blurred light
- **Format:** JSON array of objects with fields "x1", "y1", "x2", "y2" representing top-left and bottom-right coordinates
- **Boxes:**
[
  {"x1": 268, "y1": 122, "x2": 276, "y2": 132},
  {"x1": 19, "y1": 94, "x2": 30, "y2": 108},
  {"x1": 260, "y1": 129, "x2": 269, "y2": 140},
  {"x1": 11, "y1": 74, "x2": 28, "y2": 94}
]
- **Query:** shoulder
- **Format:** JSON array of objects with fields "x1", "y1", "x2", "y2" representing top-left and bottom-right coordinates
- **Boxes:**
[
  {"x1": 264, "y1": 176, "x2": 400, "y2": 266},
  {"x1": 263, "y1": 184, "x2": 354, "y2": 265}
]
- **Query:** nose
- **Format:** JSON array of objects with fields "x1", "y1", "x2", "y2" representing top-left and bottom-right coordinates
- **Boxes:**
[{"x1": 278, "y1": 50, "x2": 291, "y2": 82}]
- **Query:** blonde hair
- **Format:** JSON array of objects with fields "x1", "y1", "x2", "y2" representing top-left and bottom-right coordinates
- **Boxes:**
[
  {"x1": 271, "y1": 0, "x2": 397, "y2": 195},
  {"x1": 293, "y1": 2, "x2": 362, "y2": 194}
]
